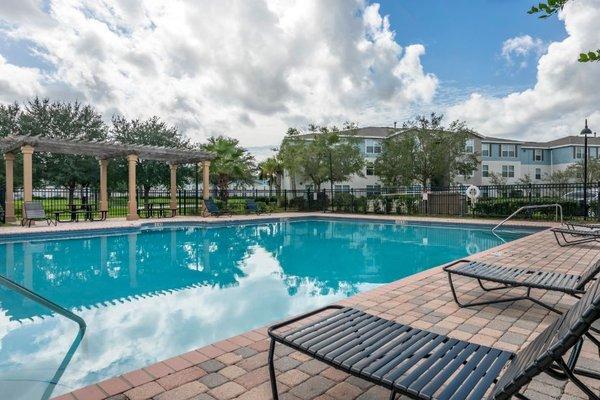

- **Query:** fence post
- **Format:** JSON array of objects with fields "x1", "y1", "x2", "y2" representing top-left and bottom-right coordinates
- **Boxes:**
[
  {"x1": 351, "y1": 188, "x2": 355, "y2": 213},
  {"x1": 284, "y1": 189, "x2": 287, "y2": 211},
  {"x1": 322, "y1": 189, "x2": 326, "y2": 212},
  {"x1": 597, "y1": 182, "x2": 600, "y2": 222}
]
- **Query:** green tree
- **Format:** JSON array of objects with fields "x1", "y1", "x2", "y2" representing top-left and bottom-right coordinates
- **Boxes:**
[
  {"x1": 111, "y1": 115, "x2": 192, "y2": 200},
  {"x1": 375, "y1": 113, "x2": 478, "y2": 188},
  {"x1": 278, "y1": 128, "x2": 304, "y2": 193},
  {"x1": 296, "y1": 126, "x2": 364, "y2": 191},
  {"x1": 528, "y1": 0, "x2": 599, "y2": 62},
  {"x1": 201, "y1": 136, "x2": 256, "y2": 200},
  {"x1": 258, "y1": 156, "x2": 283, "y2": 195},
  {"x1": 564, "y1": 157, "x2": 600, "y2": 182},
  {"x1": 7, "y1": 98, "x2": 108, "y2": 201}
]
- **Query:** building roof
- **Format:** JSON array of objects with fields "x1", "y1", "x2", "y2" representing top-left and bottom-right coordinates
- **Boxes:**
[{"x1": 0, "y1": 134, "x2": 214, "y2": 164}]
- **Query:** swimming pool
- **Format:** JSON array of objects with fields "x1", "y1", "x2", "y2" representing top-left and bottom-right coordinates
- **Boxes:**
[{"x1": 0, "y1": 218, "x2": 536, "y2": 399}]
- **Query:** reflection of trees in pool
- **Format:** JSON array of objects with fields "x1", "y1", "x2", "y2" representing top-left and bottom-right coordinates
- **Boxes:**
[
  {"x1": 257, "y1": 221, "x2": 506, "y2": 294},
  {"x1": 0, "y1": 226, "x2": 259, "y2": 321},
  {"x1": 0, "y1": 221, "x2": 509, "y2": 321}
]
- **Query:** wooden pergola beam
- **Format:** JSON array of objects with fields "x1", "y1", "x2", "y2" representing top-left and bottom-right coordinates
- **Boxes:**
[
  {"x1": 0, "y1": 135, "x2": 215, "y2": 163},
  {"x1": 0, "y1": 135, "x2": 215, "y2": 222}
]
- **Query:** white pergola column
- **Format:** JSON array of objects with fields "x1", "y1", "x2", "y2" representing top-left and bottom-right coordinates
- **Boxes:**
[
  {"x1": 21, "y1": 145, "x2": 34, "y2": 207},
  {"x1": 170, "y1": 163, "x2": 177, "y2": 214},
  {"x1": 4, "y1": 152, "x2": 16, "y2": 222},
  {"x1": 126, "y1": 154, "x2": 139, "y2": 221},
  {"x1": 99, "y1": 159, "x2": 109, "y2": 213},
  {"x1": 202, "y1": 160, "x2": 211, "y2": 200}
]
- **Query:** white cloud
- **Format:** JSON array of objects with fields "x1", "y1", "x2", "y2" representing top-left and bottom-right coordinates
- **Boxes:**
[
  {"x1": 0, "y1": 55, "x2": 44, "y2": 102},
  {"x1": 0, "y1": 0, "x2": 437, "y2": 151},
  {"x1": 501, "y1": 35, "x2": 546, "y2": 67},
  {"x1": 447, "y1": 0, "x2": 600, "y2": 141}
]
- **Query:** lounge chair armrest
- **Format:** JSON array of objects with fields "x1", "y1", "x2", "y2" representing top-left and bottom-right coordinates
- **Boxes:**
[
  {"x1": 268, "y1": 305, "x2": 345, "y2": 338},
  {"x1": 442, "y1": 259, "x2": 473, "y2": 272}
]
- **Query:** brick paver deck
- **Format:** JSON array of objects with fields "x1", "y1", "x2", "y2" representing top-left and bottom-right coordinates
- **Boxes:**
[{"x1": 31, "y1": 215, "x2": 598, "y2": 400}]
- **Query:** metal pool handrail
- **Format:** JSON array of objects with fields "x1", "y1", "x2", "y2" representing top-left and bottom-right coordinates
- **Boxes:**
[
  {"x1": 491, "y1": 203, "x2": 563, "y2": 233},
  {"x1": 0, "y1": 274, "x2": 86, "y2": 331},
  {"x1": 0, "y1": 274, "x2": 87, "y2": 400}
]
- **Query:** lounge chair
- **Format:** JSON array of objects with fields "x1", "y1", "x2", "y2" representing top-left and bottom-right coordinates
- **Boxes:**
[
  {"x1": 443, "y1": 259, "x2": 600, "y2": 313},
  {"x1": 246, "y1": 199, "x2": 262, "y2": 215},
  {"x1": 564, "y1": 221, "x2": 600, "y2": 231},
  {"x1": 21, "y1": 201, "x2": 56, "y2": 227},
  {"x1": 203, "y1": 198, "x2": 229, "y2": 217},
  {"x1": 268, "y1": 278, "x2": 600, "y2": 400},
  {"x1": 552, "y1": 226, "x2": 600, "y2": 247}
]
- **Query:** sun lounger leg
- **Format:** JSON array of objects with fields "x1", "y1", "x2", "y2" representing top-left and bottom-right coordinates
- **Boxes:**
[
  {"x1": 448, "y1": 273, "x2": 562, "y2": 313},
  {"x1": 268, "y1": 339, "x2": 279, "y2": 400},
  {"x1": 388, "y1": 390, "x2": 397, "y2": 400},
  {"x1": 477, "y1": 279, "x2": 510, "y2": 291},
  {"x1": 558, "y1": 358, "x2": 600, "y2": 400}
]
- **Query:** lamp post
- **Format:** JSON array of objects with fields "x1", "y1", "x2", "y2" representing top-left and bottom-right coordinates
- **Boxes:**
[{"x1": 581, "y1": 119, "x2": 592, "y2": 220}]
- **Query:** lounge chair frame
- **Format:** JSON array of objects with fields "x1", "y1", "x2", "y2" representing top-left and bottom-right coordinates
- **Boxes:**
[
  {"x1": 444, "y1": 259, "x2": 600, "y2": 314},
  {"x1": 245, "y1": 199, "x2": 263, "y2": 215},
  {"x1": 21, "y1": 201, "x2": 57, "y2": 227},
  {"x1": 268, "y1": 278, "x2": 600, "y2": 400},
  {"x1": 202, "y1": 198, "x2": 231, "y2": 217},
  {"x1": 552, "y1": 227, "x2": 600, "y2": 247}
]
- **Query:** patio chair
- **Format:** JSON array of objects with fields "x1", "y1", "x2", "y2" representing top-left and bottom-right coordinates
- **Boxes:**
[
  {"x1": 246, "y1": 199, "x2": 262, "y2": 215},
  {"x1": 203, "y1": 198, "x2": 229, "y2": 217},
  {"x1": 552, "y1": 226, "x2": 600, "y2": 247},
  {"x1": 268, "y1": 278, "x2": 600, "y2": 400},
  {"x1": 443, "y1": 259, "x2": 600, "y2": 314},
  {"x1": 563, "y1": 221, "x2": 600, "y2": 231},
  {"x1": 21, "y1": 201, "x2": 56, "y2": 227}
]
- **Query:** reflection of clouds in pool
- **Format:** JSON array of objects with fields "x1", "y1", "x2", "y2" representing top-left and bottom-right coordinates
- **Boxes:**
[{"x1": 0, "y1": 246, "x2": 365, "y2": 397}]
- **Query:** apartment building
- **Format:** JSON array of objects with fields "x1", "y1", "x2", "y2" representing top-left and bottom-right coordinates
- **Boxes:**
[{"x1": 282, "y1": 126, "x2": 600, "y2": 190}]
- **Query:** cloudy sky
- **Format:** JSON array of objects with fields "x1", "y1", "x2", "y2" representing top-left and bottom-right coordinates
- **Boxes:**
[{"x1": 0, "y1": 0, "x2": 598, "y2": 159}]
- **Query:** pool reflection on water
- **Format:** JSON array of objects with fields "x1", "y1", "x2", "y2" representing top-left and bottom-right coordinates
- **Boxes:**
[{"x1": 0, "y1": 219, "x2": 532, "y2": 398}]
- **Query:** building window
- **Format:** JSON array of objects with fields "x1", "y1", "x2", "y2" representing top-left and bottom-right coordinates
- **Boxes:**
[
  {"x1": 535, "y1": 168, "x2": 542, "y2": 180},
  {"x1": 574, "y1": 146, "x2": 584, "y2": 159},
  {"x1": 501, "y1": 165, "x2": 515, "y2": 178},
  {"x1": 533, "y1": 149, "x2": 544, "y2": 162},
  {"x1": 366, "y1": 185, "x2": 381, "y2": 195},
  {"x1": 334, "y1": 185, "x2": 350, "y2": 193},
  {"x1": 591, "y1": 147, "x2": 599, "y2": 159},
  {"x1": 365, "y1": 139, "x2": 382, "y2": 155},
  {"x1": 366, "y1": 163, "x2": 375, "y2": 176},
  {"x1": 481, "y1": 143, "x2": 491, "y2": 157},
  {"x1": 465, "y1": 139, "x2": 475, "y2": 153},
  {"x1": 501, "y1": 144, "x2": 516, "y2": 158},
  {"x1": 482, "y1": 164, "x2": 489, "y2": 177}
]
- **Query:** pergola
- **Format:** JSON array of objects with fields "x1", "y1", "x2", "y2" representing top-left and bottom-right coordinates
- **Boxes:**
[{"x1": 0, "y1": 135, "x2": 215, "y2": 222}]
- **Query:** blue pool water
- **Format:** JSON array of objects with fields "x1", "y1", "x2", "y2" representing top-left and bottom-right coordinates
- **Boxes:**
[{"x1": 0, "y1": 218, "x2": 534, "y2": 399}]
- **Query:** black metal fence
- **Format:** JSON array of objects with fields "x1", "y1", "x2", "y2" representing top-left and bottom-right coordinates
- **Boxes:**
[{"x1": 2, "y1": 182, "x2": 599, "y2": 221}]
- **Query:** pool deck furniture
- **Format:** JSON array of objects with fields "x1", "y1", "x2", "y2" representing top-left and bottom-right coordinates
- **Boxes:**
[
  {"x1": 564, "y1": 221, "x2": 600, "y2": 230},
  {"x1": 137, "y1": 203, "x2": 176, "y2": 219},
  {"x1": 268, "y1": 277, "x2": 600, "y2": 400},
  {"x1": 551, "y1": 226, "x2": 600, "y2": 247},
  {"x1": 203, "y1": 198, "x2": 230, "y2": 217},
  {"x1": 55, "y1": 203, "x2": 107, "y2": 223},
  {"x1": 21, "y1": 201, "x2": 56, "y2": 227},
  {"x1": 246, "y1": 199, "x2": 262, "y2": 215},
  {"x1": 443, "y1": 259, "x2": 600, "y2": 314}
]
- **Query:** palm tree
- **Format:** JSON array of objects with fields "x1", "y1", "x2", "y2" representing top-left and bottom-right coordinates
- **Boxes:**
[
  {"x1": 258, "y1": 157, "x2": 283, "y2": 196},
  {"x1": 201, "y1": 136, "x2": 256, "y2": 200}
]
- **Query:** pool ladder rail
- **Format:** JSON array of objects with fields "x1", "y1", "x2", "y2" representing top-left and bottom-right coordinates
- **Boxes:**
[
  {"x1": 0, "y1": 274, "x2": 86, "y2": 400},
  {"x1": 491, "y1": 203, "x2": 563, "y2": 234}
]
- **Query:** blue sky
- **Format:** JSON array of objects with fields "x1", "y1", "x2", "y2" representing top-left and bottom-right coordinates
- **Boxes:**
[
  {"x1": 377, "y1": 0, "x2": 566, "y2": 97},
  {"x1": 0, "y1": 0, "x2": 597, "y2": 155}
]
